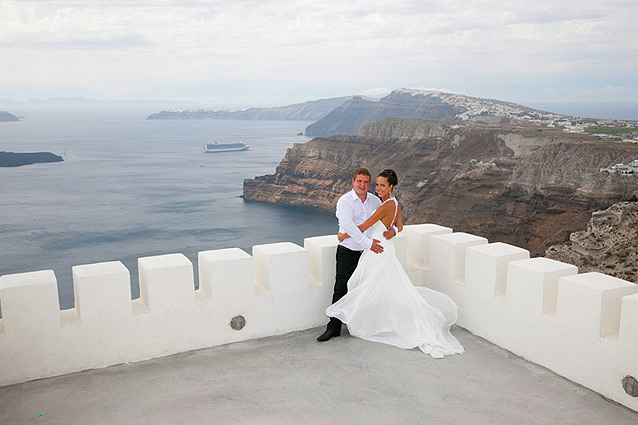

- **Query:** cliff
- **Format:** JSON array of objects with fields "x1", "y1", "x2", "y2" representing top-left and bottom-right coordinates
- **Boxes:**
[
  {"x1": 304, "y1": 89, "x2": 553, "y2": 137},
  {"x1": 0, "y1": 111, "x2": 19, "y2": 122},
  {"x1": 0, "y1": 151, "x2": 64, "y2": 167},
  {"x1": 546, "y1": 201, "x2": 638, "y2": 283},
  {"x1": 244, "y1": 117, "x2": 638, "y2": 256},
  {"x1": 146, "y1": 96, "x2": 357, "y2": 122}
]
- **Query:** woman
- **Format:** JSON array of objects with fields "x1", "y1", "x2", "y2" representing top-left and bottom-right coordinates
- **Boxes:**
[{"x1": 326, "y1": 169, "x2": 464, "y2": 358}]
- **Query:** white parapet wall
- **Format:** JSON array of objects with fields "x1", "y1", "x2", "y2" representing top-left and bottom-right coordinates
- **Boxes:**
[
  {"x1": 1, "y1": 224, "x2": 637, "y2": 412},
  {"x1": 0, "y1": 242, "x2": 334, "y2": 386}
]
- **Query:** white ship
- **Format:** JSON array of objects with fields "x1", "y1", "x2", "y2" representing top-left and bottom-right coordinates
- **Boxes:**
[{"x1": 203, "y1": 141, "x2": 250, "y2": 153}]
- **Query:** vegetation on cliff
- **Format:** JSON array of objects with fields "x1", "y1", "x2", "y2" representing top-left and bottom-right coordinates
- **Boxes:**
[{"x1": 244, "y1": 117, "x2": 638, "y2": 257}]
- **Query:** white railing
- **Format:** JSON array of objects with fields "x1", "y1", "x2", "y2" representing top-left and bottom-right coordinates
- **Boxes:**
[{"x1": 1, "y1": 224, "x2": 637, "y2": 411}]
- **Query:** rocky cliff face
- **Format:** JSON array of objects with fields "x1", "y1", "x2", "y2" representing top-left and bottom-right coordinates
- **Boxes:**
[
  {"x1": 304, "y1": 89, "x2": 553, "y2": 137},
  {"x1": 546, "y1": 201, "x2": 638, "y2": 283},
  {"x1": 244, "y1": 117, "x2": 638, "y2": 256}
]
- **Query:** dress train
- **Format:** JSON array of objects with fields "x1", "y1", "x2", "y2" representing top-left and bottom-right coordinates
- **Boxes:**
[{"x1": 326, "y1": 206, "x2": 464, "y2": 358}]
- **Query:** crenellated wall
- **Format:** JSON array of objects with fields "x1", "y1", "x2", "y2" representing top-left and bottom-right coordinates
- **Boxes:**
[{"x1": 1, "y1": 224, "x2": 637, "y2": 412}]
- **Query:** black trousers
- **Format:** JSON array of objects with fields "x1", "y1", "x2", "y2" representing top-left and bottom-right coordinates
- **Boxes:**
[{"x1": 327, "y1": 245, "x2": 363, "y2": 331}]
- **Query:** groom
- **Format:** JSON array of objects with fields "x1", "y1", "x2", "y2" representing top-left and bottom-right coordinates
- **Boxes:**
[{"x1": 317, "y1": 168, "x2": 396, "y2": 342}]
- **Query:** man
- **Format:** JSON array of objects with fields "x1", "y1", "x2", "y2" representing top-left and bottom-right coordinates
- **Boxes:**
[{"x1": 317, "y1": 168, "x2": 396, "y2": 342}]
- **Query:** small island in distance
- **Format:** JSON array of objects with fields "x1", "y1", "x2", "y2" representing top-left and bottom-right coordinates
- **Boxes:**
[
  {"x1": 0, "y1": 151, "x2": 64, "y2": 167},
  {"x1": 0, "y1": 110, "x2": 65, "y2": 167},
  {"x1": 0, "y1": 111, "x2": 20, "y2": 122}
]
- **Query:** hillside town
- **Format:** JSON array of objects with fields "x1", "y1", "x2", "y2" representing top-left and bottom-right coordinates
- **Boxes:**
[
  {"x1": 404, "y1": 89, "x2": 638, "y2": 141},
  {"x1": 601, "y1": 160, "x2": 638, "y2": 175}
]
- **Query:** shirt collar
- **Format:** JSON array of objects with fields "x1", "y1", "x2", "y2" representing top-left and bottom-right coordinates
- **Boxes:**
[{"x1": 348, "y1": 188, "x2": 374, "y2": 204}]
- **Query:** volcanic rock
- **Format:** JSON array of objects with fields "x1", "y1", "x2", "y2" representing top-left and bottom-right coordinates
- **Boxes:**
[{"x1": 244, "y1": 117, "x2": 638, "y2": 256}]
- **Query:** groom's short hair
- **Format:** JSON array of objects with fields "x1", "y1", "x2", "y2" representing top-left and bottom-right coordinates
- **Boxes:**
[{"x1": 353, "y1": 168, "x2": 371, "y2": 180}]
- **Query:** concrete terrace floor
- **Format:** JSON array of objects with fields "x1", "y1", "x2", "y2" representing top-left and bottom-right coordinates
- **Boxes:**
[{"x1": 1, "y1": 327, "x2": 637, "y2": 425}]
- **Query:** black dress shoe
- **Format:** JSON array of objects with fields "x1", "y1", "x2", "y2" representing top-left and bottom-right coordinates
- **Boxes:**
[{"x1": 317, "y1": 328, "x2": 341, "y2": 342}]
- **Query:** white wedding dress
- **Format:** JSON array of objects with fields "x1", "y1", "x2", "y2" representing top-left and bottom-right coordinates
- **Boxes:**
[{"x1": 326, "y1": 198, "x2": 464, "y2": 358}]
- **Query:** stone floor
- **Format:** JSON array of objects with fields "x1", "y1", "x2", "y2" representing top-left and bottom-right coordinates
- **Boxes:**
[{"x1": 1, "y1": 326, "x2": 637, "y2": 425}]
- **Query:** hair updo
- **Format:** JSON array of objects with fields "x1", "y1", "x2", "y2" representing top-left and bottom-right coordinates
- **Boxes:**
[{"x1": 379, "y1": 169, "x2": 398, "y2": 187}]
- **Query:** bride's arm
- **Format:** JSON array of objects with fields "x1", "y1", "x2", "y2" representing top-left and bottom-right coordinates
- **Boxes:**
[
  {"x1": 396, "y1": 203, "x2": 404, "y2": 232},
  {"x1": 357, "y1": 203, "x2": 390, "y2": 232},
  {"x1": 337, "y1": 232, "x2": 349, "y2": 242},
  {"x1": 338, "y1": 203, "x2": 392, "y2": 242}
]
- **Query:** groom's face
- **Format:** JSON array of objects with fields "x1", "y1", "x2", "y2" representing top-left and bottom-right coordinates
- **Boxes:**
[{"x1": 352, "y1": 173, "x2": 371, "y2": 197}]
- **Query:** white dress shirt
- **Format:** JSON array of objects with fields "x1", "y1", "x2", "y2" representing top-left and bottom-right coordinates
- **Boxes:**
[{"x1": 336, "y1": 189, "x2": 382, "y2": 251}]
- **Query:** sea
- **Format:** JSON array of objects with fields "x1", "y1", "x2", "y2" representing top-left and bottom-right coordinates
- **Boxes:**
[{"x1": 0, "y1": 106, "x2": 338, "y2": 310}]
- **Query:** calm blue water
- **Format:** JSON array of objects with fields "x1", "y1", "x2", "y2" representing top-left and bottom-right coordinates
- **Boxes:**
[
  {"x1": 527, "y1": 102, "x2": 638, "y2": 121},
  {"x1": 0, "y1": 107, "x2": 338, "y2": 310}
]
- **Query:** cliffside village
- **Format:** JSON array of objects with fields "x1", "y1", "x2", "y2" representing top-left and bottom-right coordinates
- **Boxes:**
[
  {"x1": 601, "y1": 160, "x2": 638, "y2": 175},
  {"x1": 444, "y1": 98, "x2": 638, "y2": 142},
  {"x1": 400, "y1": 89, "x2": 638, "y2": 142},
  {"x1": 529, "y1": 113, "x2": 638, "y2": 141}
]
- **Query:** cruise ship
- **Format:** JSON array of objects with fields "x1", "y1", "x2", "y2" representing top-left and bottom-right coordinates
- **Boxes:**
[{"x1": 203, "y1": 141, "x2": 250, "y2": 153}]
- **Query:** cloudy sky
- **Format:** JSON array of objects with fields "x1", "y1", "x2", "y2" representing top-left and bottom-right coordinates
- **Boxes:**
[{"x1": 1, "y1": 0, "x2": 637, "y2": 112}]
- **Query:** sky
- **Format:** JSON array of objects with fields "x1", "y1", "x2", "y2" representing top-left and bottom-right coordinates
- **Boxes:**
[{"x1": 1, "y1": 0, "x2": 638, "y2": 115}]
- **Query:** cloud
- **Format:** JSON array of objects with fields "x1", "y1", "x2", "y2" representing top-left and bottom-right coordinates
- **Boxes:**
[
  {"x1": 410, "y1": 86, "x2": 458, "y2": 94},
  {"x1": 359, "y1": 87, "x2": 391, "y2": 96},
  {"x1": 1, "y1": 0, "x2": 637, "y2": 105}
]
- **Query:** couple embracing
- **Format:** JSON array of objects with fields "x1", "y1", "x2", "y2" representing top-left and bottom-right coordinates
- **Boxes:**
[{"x1": 317, "y1": 168, "x2": 464, "y2": 359}]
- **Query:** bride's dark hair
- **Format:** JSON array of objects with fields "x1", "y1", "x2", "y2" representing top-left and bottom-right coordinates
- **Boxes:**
[{"x1": 379, "y1": 169, "x2": 398, "y2": 187}]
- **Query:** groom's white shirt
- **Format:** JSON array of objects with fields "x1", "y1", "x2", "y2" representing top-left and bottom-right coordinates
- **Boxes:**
[{"x1": 336, "y1": 189, "x2": 382, "y2": 251}]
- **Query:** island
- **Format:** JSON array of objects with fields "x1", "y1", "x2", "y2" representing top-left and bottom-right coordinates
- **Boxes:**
[
  {"x1": 0, "y1": 111, "x2": 20, "y2": 122},
  {"x1": 0, "y1": 151, "x2": 64, "y2": 167}
]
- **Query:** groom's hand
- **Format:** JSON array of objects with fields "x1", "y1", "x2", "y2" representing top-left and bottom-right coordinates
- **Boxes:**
[
  {"x1": 371, "y1": 239, "x2": 384, "y2": 254},
  {"x1": 383, "y1": 227, "x2": 396, "y2": 240}
]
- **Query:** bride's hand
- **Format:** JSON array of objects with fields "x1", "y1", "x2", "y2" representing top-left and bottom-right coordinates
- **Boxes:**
[
  {"x1": 337, "y1": 232, "x2": 350, "y2": 242},
  {"x1": 383, "y1": 227, "x2": 396, "y2": 240}
]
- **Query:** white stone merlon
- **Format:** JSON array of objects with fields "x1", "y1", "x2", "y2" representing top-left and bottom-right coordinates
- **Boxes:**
[
  {"x1": 0, "y1": 270, "x2": 61, "y2": 334},
  {"x1": 428, "y1": 232, "x2": 488, "y2": 327},
  {"x1": 464, "y1": 242, "x2": 530, "y2": 338},
  {"x1": 403, "y1": 224, "x2": 453, "y2": 287},
  {"x1": 620, "y1": 293, "x2": 638, "y2": 394},
  {"x1": 304, "y1": 235, "x2": 337, "y2": 288},
  {"x1": 551, "y1": 273, "x2": 638, "y2": 405},
  {"x1": 504, "y1": 257, "x2": 578, "y2": 361},
  {"x1": 1, "y1": 224, "x2": 638, "y2": 412},
  {"x1": 197, "y1": 247, "x2": 253, "y2": 304},
  {"x1": 403, "y1": 224, "x2": 452, "y2": 271},
  {"x1": 72, "y1": 261, "x2": 133, "y2": 325},
  {"x1": 430, "y1": 232, "x2": 488, "y2": 286},
  {"x1": 620, "y1": 292, "x2": 638, "y2": 343},
  {"x1": 392, "y1": 231, "x2": 408, "y2": 270}
]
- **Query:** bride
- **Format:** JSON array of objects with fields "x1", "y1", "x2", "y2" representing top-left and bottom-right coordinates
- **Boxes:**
[{"x1": 326, "y1": 169, "x2": 464, "y2": 358}]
